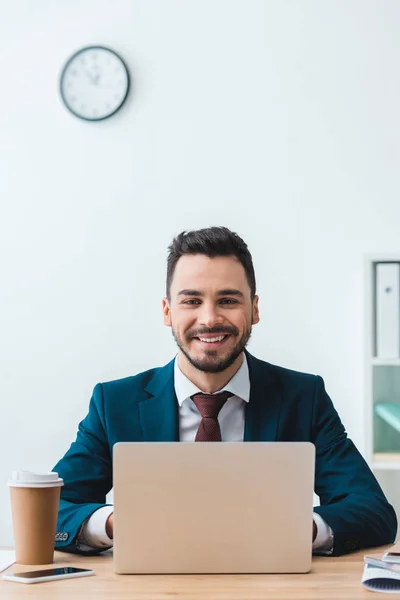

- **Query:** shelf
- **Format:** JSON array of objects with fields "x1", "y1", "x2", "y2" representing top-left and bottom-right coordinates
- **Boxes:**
[
  {"x1": 372, "y1": 462, "x2": 400, "y2": 470},
  {"x1": 373, "y1": 453, "x2": 400, "y2": 461},
  {"x1": 372, "y1": 359, "x2": 400, "y2": 366},
  {"x1": 373, "y1": 453, "x2": 400, "y2": 469}
]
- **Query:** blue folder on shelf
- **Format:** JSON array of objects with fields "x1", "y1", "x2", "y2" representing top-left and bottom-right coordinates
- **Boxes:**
[{"x1": 374, "y1": 403, "x2": 400, "y2": 434}]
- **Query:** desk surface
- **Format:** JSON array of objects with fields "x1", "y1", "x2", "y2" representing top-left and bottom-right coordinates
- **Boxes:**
[{"x1": 0, "y1": 546, "x2": 390, "y2": 599}]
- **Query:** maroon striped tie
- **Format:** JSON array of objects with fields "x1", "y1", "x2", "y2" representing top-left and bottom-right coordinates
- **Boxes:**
[{"x1": 191, "y1": 391, "x2": 233, "y2": 442}]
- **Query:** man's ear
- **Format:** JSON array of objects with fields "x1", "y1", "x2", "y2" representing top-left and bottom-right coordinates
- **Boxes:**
[
  {"x1": 252, "y1": 295, "x2": 260, "y2": 325},
  {"x1": 162, "y1": 297, "x2": 172, "y2": 327}
]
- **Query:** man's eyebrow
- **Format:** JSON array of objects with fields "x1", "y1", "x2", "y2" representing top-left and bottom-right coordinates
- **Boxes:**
[
  {"x1": 176, "y1": 289, "x2": 244, "y2": 298},
  {"x1": 177, "y1": 289, "x2": 204, "y2": 297},
  {"x1": 217, "y1": 289, "x2": 244, "y2": 298}
]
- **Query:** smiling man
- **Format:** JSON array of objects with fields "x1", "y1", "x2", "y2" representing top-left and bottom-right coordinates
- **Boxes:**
[
  {"x1": 165, "y1": 251, "x2": 258, "y2": 389},
  {"x1": 53, "y1": 226, "x2": 397, "y2": 557}
]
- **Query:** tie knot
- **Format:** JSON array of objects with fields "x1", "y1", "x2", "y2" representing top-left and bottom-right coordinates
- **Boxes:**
[{"x1": 191, "y1": 391, "x2": 233, "y2": 419}]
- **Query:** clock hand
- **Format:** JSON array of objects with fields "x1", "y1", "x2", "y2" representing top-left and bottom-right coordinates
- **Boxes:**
[{"x1": 85, "y1": 70, "x2": 95, "y2": 83}]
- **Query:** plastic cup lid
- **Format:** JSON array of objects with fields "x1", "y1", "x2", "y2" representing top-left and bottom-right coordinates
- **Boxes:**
[{"x1": 7, "y1": 470, "x2": 64, "y2": 488}]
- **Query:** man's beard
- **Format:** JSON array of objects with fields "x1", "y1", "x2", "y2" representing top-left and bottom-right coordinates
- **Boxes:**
[{"x1": 172, "y1": 324, "x2": 252, "y2": 373}]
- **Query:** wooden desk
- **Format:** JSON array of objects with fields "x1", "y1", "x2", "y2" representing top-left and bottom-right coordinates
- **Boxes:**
[{"x1": 0, "y1": 546, "x2": 390, "y2": 599}]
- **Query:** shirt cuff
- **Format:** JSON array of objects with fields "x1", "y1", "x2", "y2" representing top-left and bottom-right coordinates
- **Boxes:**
[
  {"x1": 312, "y1": 511, "x2": 334, "y2": 554},
  {"x1": 76, "y1": 505, "x2": 114, "y2": 551}
]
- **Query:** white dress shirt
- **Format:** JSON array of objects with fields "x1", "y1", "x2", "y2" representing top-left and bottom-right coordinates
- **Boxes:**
[{"x1": 78, "y1": 354, "x2": 333, "y2": 553}]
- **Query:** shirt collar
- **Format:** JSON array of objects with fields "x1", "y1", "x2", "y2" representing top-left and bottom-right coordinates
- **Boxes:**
[{"x1": 174, "y1": 353, "x2": 250, "y2": 407}]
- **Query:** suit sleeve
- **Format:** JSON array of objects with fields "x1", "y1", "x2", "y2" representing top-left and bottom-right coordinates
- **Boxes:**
[
  {"x1": 52, "y1": 383, "x2": 113, "y2": 554},
  {"x1": 312, "y1": 375, "x2": 397, "y2": 555}
]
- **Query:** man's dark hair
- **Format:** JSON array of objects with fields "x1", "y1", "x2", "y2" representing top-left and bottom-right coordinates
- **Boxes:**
[{"x1": 166, "y1": 226, "x2": 256, "y2": 300}]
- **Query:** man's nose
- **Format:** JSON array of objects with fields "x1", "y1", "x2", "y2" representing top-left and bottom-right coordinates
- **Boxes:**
[{"x1": 198, "y1": 302, "x2": 224, "y2": 328}]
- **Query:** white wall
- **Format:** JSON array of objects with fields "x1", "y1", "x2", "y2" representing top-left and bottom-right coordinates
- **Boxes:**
[{"x1": 1, "y1": 0, "x2": 400, "y2": 545}]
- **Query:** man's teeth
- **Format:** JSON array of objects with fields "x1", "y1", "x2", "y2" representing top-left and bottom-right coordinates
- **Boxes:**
[{"x1": 198, "y1": 336, "x2": 226, "y2": 343}]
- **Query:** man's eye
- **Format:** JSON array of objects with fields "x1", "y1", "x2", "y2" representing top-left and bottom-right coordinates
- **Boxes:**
[
  {"x1": 183, "y1": 299, "x2": 201, "y2": 305},
  {"x1": 220, "y1": 298, "x2": 238, "y2": 304}
]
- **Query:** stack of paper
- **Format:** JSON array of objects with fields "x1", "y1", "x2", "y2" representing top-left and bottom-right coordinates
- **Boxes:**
[{"x1": 362, "y1": 542, "x2": 400, "y2": 593}]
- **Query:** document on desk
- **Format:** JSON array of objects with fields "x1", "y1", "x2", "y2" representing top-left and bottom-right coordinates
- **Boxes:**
[
  {"x1": 0, "y1": 550, "x2": 15, "y2": 572},
  {"x1": 362, "y1": 556, "x2": 400, "y2": 593}
]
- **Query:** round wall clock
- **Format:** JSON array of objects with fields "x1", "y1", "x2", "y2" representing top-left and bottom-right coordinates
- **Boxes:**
[{"x1": 60, "y1": 45, "x2": 130, "y2": 121}]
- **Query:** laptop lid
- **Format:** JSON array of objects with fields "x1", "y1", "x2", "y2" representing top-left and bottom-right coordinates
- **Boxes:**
[{"x1": 113, "y1": 442, "x2": 315, "y2": 574}]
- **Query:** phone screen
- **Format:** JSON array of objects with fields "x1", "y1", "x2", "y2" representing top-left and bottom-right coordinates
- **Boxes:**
[{"x1": 11, "y1": 567, "x2": 91, "y2": 579}]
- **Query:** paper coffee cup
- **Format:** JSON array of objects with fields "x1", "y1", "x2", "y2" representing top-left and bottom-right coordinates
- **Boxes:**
[{"x1": 8, "y1": 471, "x2": 64, "y2": 565}]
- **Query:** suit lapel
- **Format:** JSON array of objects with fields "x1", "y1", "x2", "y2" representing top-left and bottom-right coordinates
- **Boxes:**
[
  {"x1": 139, "y1": 358, "x2": 179, "y2": 441},
  {"x1": 244, "y1": 351, "x2": 283, "y2": 442}
]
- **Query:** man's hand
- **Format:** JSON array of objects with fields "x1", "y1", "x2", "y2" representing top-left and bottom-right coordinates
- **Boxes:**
[
  {"x1": 107, "y1": 513, "x2": 317, "y2": 544},
  {"x1": 312, "y1": 520, "x2": 317, "y2": 542},
  {"x1": 106, "y1": 512, "x2": 114, "y2": 540}
]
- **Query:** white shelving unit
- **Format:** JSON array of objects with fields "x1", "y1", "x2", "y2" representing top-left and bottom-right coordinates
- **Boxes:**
[{"x1": 365, "y1": 255, "x2": 400, "y2": 526}]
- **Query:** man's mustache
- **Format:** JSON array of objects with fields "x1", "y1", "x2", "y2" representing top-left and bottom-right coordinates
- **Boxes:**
[{"x1": 186, "y1": 326, "x2": 239, "y2": 339}]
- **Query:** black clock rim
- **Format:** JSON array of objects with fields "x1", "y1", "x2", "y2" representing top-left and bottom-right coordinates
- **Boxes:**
[{"x1": 59, "y1": 45, "x2": 131, "y2": 122}]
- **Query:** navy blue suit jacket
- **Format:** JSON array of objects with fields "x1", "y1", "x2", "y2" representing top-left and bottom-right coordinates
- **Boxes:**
[{"x1": 53, "y1": 351, "x2": 397, "y2": 556}]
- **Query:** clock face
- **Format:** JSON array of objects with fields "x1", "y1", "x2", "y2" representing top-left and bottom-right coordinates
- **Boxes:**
[{"x1": 60, "y1": 46, "x2": 130, "y2": 121}]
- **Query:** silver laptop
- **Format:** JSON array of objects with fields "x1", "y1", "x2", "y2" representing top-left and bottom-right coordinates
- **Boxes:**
[{"x1": 113, "y1": 442, "x2": 315, "y2": 574}]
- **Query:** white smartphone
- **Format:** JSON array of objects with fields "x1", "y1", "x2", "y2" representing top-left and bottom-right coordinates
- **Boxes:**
[{"x1": 3, "y1": 566, "x2": 95, "y2": 584}]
